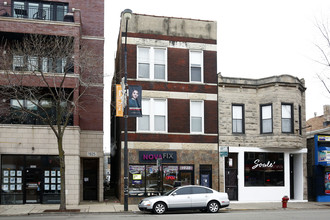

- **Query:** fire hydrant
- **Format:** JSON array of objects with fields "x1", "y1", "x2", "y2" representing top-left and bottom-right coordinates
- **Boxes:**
[{"x1": 282, "y1": 196, "x2": 289, "y2": 208}]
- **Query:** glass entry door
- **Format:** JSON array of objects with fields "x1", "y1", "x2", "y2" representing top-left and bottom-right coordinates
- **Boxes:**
[{"x1": 25, "y1": 168, "x2": 42, "y2": 203}]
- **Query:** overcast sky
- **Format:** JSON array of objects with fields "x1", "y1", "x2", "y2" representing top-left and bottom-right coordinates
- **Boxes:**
[{"x1": 104, "y1": 0, "x2": 330, "y2": 148}]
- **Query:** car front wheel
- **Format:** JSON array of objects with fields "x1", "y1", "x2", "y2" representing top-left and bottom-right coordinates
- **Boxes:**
[
  {"x1": 153, "y1": 202, "x2": 167, "y2": 214},
  {"x1": 207, "y1": 201, "x2": 220, "y2": 213}
]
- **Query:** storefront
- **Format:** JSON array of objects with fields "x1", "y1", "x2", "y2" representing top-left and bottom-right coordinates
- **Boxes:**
[
  {"x1": 1, "y1": 155, "x2": 61, "y2": 204},
  {"x1": 312, "y1": 135, "x2": 330, "y2": 202},
  {"x1": 224, "y1": 147, "x2": 306, "y2": 202},
  {"x1": 126, "y1": 149, "x2": 218, "y2": 202}
]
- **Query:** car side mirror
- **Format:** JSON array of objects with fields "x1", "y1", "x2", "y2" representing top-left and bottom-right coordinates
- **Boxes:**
[{"x1": 172, "y1": 192, "x2": 177, "y2": 196}]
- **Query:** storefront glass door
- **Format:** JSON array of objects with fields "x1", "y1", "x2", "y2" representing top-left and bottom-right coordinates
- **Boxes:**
[{"x1": 25, "y1": 168, "x2": 42, "y2": 203}]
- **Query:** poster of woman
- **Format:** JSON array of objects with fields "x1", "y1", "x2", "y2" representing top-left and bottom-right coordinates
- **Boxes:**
[{"x1": 128, "y1": 85, "x2": 142, "y2": 117}]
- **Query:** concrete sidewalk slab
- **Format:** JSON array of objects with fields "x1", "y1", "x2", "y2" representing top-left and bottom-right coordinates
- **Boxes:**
[{"x1": 0, "y1": 201, "x2": 329, "y2": 216}]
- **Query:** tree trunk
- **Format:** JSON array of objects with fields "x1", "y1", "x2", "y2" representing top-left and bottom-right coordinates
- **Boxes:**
[{"x1": 58, "y1": 136, "x2": 66, "y2": 211}]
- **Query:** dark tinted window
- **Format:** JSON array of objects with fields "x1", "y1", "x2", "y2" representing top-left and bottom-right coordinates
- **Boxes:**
[
  {"x1": 192, "y1": 187, "x2": 205, "y2": 194},
  {"x1": 192, "y1": 187, "x2": 213, "y2": 194},
  {"x1": 175, "y1": 187, "x2": 192, "y2": 195}
]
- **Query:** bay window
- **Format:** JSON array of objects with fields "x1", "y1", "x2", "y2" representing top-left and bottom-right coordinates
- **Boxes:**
[
  {"x1": 282, "y1": 103, "x2": 293, "y2": 133},
  {"x1": 261, "y1": 104, "x2": 272, "y2": 134}
]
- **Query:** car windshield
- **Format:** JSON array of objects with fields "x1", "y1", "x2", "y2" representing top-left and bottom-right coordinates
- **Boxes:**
[{"x1": 163, "y1": 187, "x2": 177, "y2": 196}]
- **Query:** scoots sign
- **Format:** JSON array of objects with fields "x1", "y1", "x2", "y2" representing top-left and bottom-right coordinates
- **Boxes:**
[{"x1": 139, "y1": 151, "x2": 177, "y2": 163}]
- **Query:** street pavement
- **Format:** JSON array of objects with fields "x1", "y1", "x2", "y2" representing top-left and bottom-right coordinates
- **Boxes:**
[{"x1": 0, "y1": 200, "x2": 329, "y2": 216}]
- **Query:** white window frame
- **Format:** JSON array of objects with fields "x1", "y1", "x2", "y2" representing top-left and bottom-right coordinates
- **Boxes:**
[
  {"x1": 190, "y1": 100, "x2": 204, "y2": 134},
  {"x1": 137, "y1": 98, "x2": 168, "y2": 133},
  {"x1": 137, "y1": 46, "x2": 167, "y2": 81},
  {"x1": 232, "y1": 104, "x2": 244, "y2": 134},
  {"x1": 261, "y1": 104, "x2": 273, "y2": 134},
  {"x1": 281, "y1": 103, "x2": 293, "y2": 133},
  {"x1": 189, "y1": 50, "x2": 203, "y2": 83}
]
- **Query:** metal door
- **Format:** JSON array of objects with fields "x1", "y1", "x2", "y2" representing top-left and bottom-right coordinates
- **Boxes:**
[
  {"x1": 83, "y1": 159, "x2": 98, "y2": 200},
  {"x1": 225, "y1": 153, "x2": 238, "y2": 200}
]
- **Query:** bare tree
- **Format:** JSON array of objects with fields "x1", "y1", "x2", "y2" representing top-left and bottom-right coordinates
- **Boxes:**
[
  {"x1": 314, "y1": 18, "x2": 330, "y2": 94},
  {"x1": 0, "y1": 34, "x2": 102, "y2": 210}
]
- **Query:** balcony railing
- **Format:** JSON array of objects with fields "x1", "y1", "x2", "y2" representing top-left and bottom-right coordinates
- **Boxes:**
[{"x1": 0, "y1": 4, "x2": 73, "y2": 22}]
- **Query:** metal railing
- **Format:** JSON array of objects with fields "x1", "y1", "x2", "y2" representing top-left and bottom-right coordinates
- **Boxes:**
[{"x1": 0, "y1": 5, "x2": 73, "y2": 22}]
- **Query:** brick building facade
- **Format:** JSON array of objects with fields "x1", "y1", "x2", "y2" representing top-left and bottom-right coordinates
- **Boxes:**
[
  {"x1": 112, "y1": 13, "x2": 219, "y2": 204},
  {"x1": 0, "y1": 0, "x2": 104, "y2": 205},
  {"x1": 218, "y1": 74, "x2": 307, "y2": 202}
]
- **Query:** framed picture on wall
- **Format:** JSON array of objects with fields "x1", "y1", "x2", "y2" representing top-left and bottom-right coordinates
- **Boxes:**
[
  {"x1": 3, "y1": 170, "x2": 9, "y2": 176},
  {"x1": 10, "y1": 170, "x2": 15, "y2": 176},
  {"x1": 17, "y1": 170, "x2": 22, "y2": 176},
  {"x1": 3, "y1": 178, "x2": 8, "y2": 184},
  {"x1": 2, "y1": 185, "x2": 8, "y2": 191},
  {"x1": 44, "y1": 170, "x2": 50, "y2": 176},
  {"x1": 51, "y1": 178, "x2": 56, "y2": 184},
  {"x1": 44, "y1": 184, "x2": 49, "y2": 191},
  {"x1": 10, "y1": 185, "x2": 15, "y2": 190},
  {"x1": 17, "y1": 185, "x2": 22, "y2": 191},
  {"x1": 10, "y1": 178, "x2": 15, "y2": 184},
  {"x1": 51, "y1": 185, "x2": 56, "y2": 190}
]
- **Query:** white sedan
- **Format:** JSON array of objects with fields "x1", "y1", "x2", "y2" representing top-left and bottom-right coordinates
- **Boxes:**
[{"x1": 138, "y1": 185, "x2": 230, "y2": 214}]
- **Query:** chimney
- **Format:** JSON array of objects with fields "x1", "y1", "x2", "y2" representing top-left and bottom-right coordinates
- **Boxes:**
[{"x1": 323, "y1": 105, "x2": 330, "y2": 127}]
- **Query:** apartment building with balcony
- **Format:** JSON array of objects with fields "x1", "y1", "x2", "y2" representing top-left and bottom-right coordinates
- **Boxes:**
[
  {"x1": 112, "y1": 13, "x2": 219, "y2": 204},
  {"x1": 218, "y1": 74, "x2": 307, "y2": 202},
  {"x1": 0, "y1": 0, "x2": 104, "y2": 205}
]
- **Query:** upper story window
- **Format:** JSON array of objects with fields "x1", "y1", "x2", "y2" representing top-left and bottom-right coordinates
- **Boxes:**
[
  {"x1": 137, "y1": 47, "x2": 167, "y2": 81},
  {"x1": 232, "y1": 104, "x2": 244, "y2": 134},
  {"x1": 299, "y1": 105, "x2": 302, "y2": 135},
  {"x1": 13, "y1": 55, "x2": 72, "y2": 74},
  {"x1": 260, "y1": 104, "x2": 272, "y2": 134},
  {"x1": 190, "y1": 100, "x2": 204, "y2": 133},
  {"x1": 282, "y1": 103, "x2": 293, "y2": 133},
  {"x1": 190, "y1": 51, "x2": 203, "y2": 83},
  {"x1": 137, "y1": 98, "x2": 167, "y2": 132},
  {"x1": 13, "y1": 1, "x2": 69, "y2": 21},
  {"x1": 5, "y1": 98, "x2": 73, "y2": 125}
]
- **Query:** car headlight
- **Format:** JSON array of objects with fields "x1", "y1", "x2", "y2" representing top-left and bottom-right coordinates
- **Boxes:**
[{"x1": 142, "y1": 200, "x2": 152, "y2": 206}]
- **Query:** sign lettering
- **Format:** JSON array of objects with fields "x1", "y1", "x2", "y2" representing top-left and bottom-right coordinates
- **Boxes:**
[
  {"x1": 252, "y1": 159, "x2": 275, "y2": 169},
  {"x1": 139, "y1": 151, "x2": 177, "y2": 163}
]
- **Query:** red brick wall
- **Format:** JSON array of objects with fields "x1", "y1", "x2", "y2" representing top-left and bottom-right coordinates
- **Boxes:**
[
  {"x1": 127, "y1": 45, "x2": 137, "y2": 79},
  {"x1": 204, "y1": 50, "x2": 217, "y2": 84},
  {"x1": 205, "y1": 100, "x2": 218, "y2": 134},
  {"x1": 168, "y1": 99, "x2": 190, "y2": 133},
  {"x1": 168, "y1": 48, "x2": 189, "y2": 82},
  {"x1": 79, "y1": 86, "x2": 103, "y2": 130}
]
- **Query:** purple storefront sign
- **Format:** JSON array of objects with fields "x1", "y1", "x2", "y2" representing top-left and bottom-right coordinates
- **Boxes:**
[{"x1": 139, "y1": 151, "x2": 177, "y2": 163}]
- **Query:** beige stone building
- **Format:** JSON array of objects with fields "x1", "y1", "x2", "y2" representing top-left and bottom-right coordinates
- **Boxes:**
[{"x1": 218, "y1": 74, "x2": 307, "y2": 202}]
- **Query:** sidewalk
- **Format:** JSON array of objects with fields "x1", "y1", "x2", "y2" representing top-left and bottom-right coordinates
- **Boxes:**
[{"x1": 0, "y1": 201, "x2": 329, "y2": 216}]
